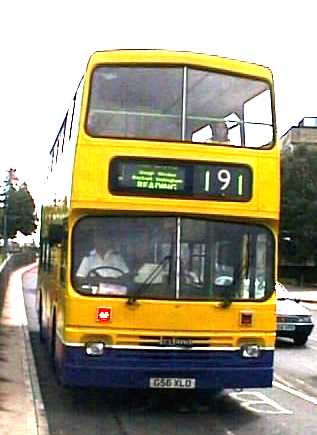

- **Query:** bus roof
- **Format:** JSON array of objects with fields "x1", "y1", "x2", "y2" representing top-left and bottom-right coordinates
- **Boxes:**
[{"x1": 87, "y1": 49, "x2": 273, "y2": 82}]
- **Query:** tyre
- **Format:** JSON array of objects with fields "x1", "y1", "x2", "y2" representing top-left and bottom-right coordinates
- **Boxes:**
[
  {"x1": 51, "y1": 316, "x2": 63, "y2": 385},
  {"x1": 38, "y1": 296, "x2": 45, "y2": 343}
]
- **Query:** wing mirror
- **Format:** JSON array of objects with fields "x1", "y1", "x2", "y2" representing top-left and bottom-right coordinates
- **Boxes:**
[{"x1": 48, "y1": 224, "x2": 64, "y2": 246}]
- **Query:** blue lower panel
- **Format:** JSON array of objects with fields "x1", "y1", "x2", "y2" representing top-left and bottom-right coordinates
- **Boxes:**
[{"x1": 56, "y1": 340, "x2": 273, "y2": 389}]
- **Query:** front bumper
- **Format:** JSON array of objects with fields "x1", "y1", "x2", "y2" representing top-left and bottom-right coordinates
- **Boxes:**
[
  {"x1": 277, "y1": 323, "x2": 314, "y2": 339},
  {"x1": 55, "y1": 338, "x2": 274, "y2": 389}
]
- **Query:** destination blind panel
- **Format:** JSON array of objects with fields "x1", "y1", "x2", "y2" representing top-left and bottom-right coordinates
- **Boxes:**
[{"x1": 110, "y1": 158, "x2": 252, "y2": 201}]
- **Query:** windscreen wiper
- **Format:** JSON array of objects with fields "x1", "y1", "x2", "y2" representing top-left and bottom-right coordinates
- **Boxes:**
[
  {"x1": 219, "y1": 288, "x2": 234, "y2": 308},
  {"x1": 277, "y1": 296, "x2": 299, "y2": 302},
  {"x1": 127, "y1": 255, "x2": 171, "y2": 305}
]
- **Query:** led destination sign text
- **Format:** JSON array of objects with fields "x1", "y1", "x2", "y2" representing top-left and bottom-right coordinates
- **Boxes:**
[
  {"x1": 129, "y1": 167, "x2": 185, "y2": 192},
  {"x1": 110, "y1": 158, "x2": 252, "y2": 201}
]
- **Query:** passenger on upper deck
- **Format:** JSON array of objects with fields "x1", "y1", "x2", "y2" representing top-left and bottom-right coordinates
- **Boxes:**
[
  {"x1": 211, "y1": 121, "x2": 229, "y2": 142},
  {"x1": 191, "y1": 121, "x2": 229, "y2": 144}
]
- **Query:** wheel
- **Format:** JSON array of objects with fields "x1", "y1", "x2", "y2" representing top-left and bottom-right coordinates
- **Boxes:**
[
  {"x1": 38, "y1": 295, "x2": 45, "y2": 343},
  {"x1": 293, "y1": 334, "x2": 308, "y2": 346},
  {"x1": 51, "y1": 316, "x2": 63, "y2": 385}
]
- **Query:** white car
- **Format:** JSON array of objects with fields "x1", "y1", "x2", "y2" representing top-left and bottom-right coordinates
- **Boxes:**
[{"x1": 276, "y1": 282, "x2": 314, "y2": 345}]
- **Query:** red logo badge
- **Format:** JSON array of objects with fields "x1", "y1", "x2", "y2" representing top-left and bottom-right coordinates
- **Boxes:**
[{"x1": 96, "y1": 307, "x2": 112, "y2": 322}]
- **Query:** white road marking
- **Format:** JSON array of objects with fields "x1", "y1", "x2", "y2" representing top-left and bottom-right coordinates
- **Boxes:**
[
  {"x1": 275, "y1": 372, "x2": 316, "y2": 393},
  {"x1": 273, "y1": 380, "x2": 317, "y2": 405},
  {"x1": 229, "y1": 391, "x2": 292, "y2": 414},
  {"x1": 274, "y1": 373, "x2": 299, "y2": 390}
]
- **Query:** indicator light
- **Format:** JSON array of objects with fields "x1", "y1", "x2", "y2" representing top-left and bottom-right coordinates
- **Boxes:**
[{"x1": 240, "y1": 311, "x2": 253, "y2": 326}]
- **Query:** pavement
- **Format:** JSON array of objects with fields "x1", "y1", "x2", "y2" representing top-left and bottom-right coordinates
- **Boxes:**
[
  {"x1": 0, "y1": 263, "x2": 48, "y2": 435},
  {"x1": 0, "y1": 267, "x2": 316, "y2": 435}
]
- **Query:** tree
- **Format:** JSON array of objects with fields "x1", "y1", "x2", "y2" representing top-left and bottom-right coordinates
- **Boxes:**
[
  {"x1": 0, "y1": 169, "x2": 38, "y2": 241},
  {"x1": 280, "y1": 145, "x2": 317, "y2": 264}
]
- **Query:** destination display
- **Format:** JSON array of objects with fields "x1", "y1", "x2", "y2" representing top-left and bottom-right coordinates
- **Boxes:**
[{"x1": 110, "y1": 158, "x2": 252, "y2": 201}]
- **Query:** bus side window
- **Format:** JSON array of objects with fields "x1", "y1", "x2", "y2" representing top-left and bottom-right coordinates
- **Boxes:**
[
  {"x1": 40, "y1": 240, "x2": 52, "y2": 273},
  {"x1": 60, "y1": 228, "x2": 68, "y2": 284}
]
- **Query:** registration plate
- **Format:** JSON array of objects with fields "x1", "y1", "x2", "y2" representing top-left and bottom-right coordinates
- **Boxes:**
[
  {"x1": 277, "y1": 324, "x2": 296, "y2": 331},
  {"x1": 150, "y1": 377, "x2": 196, "y2": 389}
]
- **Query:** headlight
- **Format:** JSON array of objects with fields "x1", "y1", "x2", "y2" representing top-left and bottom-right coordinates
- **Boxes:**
[
  {"x1": 277, "y1": 315, "x2": 289, "y2": 323},
  {"x1": 277, "y1": 315, "x2": 312, "y2": 324},
  {"x1": 85, "y1": 342, "x2": 104, "y2": 356},
  {"x1": 241, "y1": 344, "x2": 260, "y2": 358}
]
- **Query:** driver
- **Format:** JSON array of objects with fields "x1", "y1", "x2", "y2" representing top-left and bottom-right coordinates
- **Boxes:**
[{"x1": 76, "y1": 230, "x2": 129, "y2": 278}]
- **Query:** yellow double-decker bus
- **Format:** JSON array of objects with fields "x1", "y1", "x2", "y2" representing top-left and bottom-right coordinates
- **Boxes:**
[{"x1": 37, "y1": 49, "x2": 279, "y2": 391}]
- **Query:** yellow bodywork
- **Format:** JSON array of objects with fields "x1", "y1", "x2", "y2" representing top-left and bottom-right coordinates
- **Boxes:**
[{"x1": 39, "y1": 49, "x2": 279, "y2": 352}]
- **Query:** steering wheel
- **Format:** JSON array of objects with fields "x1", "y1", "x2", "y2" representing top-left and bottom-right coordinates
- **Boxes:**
[{"x1": 87, "y1": 266, "x2": 126, "y2": 278}]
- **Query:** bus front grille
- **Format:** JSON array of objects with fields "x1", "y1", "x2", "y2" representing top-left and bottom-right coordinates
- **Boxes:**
[{"x1": 115, "y1": 334, "x2": 234, "y2": 348}]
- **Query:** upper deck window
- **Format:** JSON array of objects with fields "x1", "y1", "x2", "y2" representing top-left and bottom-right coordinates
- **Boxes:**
[{"x1": 86, "y1": 66, "x2": 274, "y2": 148}]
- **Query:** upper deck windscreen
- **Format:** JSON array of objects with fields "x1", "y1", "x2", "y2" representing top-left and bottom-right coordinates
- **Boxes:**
[{"x1": 86, "y1": 66, "x2": 274, "y2": 148}]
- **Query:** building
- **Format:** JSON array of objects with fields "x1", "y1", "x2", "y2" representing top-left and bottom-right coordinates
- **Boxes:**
[
  {"x1": 280, "y1": 117, "x2": 317, "y2": 285},
  {"x1": 281, "y1": 117, "x2": 317, "y2": 152}
]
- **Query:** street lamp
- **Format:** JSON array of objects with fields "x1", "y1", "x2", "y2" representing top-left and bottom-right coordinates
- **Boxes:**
[{"x1": 0, "y1": 189, "x2": 8, "y2": 255}]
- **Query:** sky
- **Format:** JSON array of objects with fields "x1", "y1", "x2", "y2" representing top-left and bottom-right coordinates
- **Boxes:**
[{"x1": 1, "y1": 0, "x2": 317, "y2": 227}]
